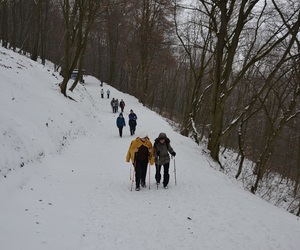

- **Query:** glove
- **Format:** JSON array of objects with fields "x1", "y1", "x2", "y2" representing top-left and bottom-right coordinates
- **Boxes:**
[
  {"x1": 156, "y1": 151, "x2": 160, "y2": 157},
  {"x1": 171, "y1": 152, "x2": 176, "y2": 157}
]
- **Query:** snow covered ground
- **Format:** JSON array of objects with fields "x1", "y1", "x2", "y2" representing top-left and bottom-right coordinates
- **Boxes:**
[{"x1": 0, "y1": 47, "x2": 300, "y2": 250}]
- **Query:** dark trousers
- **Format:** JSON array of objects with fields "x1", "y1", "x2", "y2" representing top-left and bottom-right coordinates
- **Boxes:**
[
  {"x1": 129, "y1": 125, "x2": 136, "y2": 135},
  {"x1": 155, "y1": 162, "x2": 170, "y2": 186},
  {"x1": 135, "y1": 160, "x2": 148, "y2": 188},
  {"x1": 118, "y1": 127, "x2": 123, "y2": 137}
]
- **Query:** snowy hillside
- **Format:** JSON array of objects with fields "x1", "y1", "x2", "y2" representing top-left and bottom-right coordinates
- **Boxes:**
[{"x1": 0, "y1": 47, "x2": 300, "y2": 250}]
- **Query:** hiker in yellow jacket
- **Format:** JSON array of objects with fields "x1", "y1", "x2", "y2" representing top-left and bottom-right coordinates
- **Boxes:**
[{"x1": 126, "y1": 131, "x2": 154, "y2": 191}]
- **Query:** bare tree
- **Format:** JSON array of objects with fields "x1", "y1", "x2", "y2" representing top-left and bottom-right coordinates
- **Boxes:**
[
  {"x1": 60, "y1": 0, "x2": 102, "y2": 96},
  {"x1": 177, "y1": 1, "x2": 300, "y2": 169},
  {"x1": 174, "y1": 2, "x2": 214, "y2": 142},
  {"x1": 127, "y1": 0, "x2": 175, "y2": 104}
]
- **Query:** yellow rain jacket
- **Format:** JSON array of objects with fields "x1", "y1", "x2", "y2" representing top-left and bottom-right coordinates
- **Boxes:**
[{"x1": 126, "y1": 137, "x2": 154, "y2": 165}]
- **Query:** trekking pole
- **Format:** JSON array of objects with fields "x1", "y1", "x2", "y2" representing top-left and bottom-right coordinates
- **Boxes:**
[
  {"x1": 173, "y1": 157, "x2": 177, "y2": 185},
  {"x1": 157, "y1": 156, "x2": 160, "y2": 190},
  {"x1": 148, "y1": 163, "x2": 151, "y2": 190},
  {"x1": 131, "y1": 161, "x2": 136, "y2": 191},
  {"x1": 130, "y1": 166, "x2": 134, "y2": 191},
  {"x1": 130, "y1": 167, "x2": 132, "y2": 180}
]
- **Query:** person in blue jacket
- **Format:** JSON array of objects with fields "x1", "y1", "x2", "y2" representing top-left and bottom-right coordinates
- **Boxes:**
[{"x1": 116, "y1": 113, "x2": 126, "y2": 137}]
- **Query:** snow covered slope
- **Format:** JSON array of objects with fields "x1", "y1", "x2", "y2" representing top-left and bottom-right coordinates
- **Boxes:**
[{"x1": 0, "y1": 47, "x2": 299, "y2": 250}]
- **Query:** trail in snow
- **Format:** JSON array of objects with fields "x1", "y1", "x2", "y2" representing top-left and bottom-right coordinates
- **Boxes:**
[{"x1": 0, "y1": 50, "x2": 299, "y2": 250}]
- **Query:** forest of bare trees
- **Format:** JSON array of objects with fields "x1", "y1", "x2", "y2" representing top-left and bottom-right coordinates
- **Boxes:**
[{"x1": 1, "y1": 0, "x2": 299, "y2": 215}]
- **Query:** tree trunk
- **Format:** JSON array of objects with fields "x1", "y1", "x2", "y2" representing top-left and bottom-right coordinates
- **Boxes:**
[
  {"x1": 31, "y1": 0, "x2": 42, "y2": 61},
  {"x1": 0, "y1": 0, "x2": 8, "y2": 48}
]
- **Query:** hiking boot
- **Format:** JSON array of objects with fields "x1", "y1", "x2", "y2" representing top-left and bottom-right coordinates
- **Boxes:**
[
  {"x1": 163, "y1": 185, "x2": 168, "y2": 189},
  {"x1": 141, "y1": 182, "x2": 146, "y2": 188},
  {"x1": 156, "y1": 182, "x2": 160, "y2": 185},
  {"x1": 135, "y1": 187, "x2": 140, "y2": 191}
]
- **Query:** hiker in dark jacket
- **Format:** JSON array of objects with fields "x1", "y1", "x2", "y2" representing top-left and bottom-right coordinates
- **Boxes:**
[
  {"x1": 153, "y1": 132, "x2": 176, "y2": 188},
  {"x1": 128, "y1": 109, "x2": 137, "y2": 135},
  {"x1": 120, "y1": 99, "x2": 125, "y2": 112},
  {"x1": 111, "y1": 98, "x2": 115, "y2": 112},
  {"x1": 116, "y1": 113, "x2": 126, "y2": 137}
]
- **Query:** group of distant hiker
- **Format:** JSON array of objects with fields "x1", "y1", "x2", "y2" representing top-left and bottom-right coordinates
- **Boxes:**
[
  {"x1": 100, "y1": 84, "x2": 135, "y2": 137},
  {"x1": 100, "y1": 88, "x2": 110, "y2": 99},
  {"x1": 100, "y1": 82, "x2": 176, "y2": 192},
  {"x1": 116, "y1": 109, "x2": 137, "y2": 137},
  {"x1": 111, "y1": 98, "x2": 126, "y2": 114}
]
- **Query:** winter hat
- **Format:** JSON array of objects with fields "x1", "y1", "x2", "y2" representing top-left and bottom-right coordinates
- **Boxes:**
[
  {"x1": 158, "y1": 132, "x2": 167, "y2": 139},
  {"x1": 138, "y1": 130, "x2": 148, "y2": 139}
]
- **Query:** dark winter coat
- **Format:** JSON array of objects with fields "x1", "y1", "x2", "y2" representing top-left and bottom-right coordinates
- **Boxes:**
[
  {"x1": 153, "y1": 137, "x2": 175, "y2": 165},
  {"x1": 116, "y1": 115, "x2": 126, "y2": 128},
  {"x1": 128, "y1": 112, "x2": 137, "y2": 127},
  {"x1": 111, "y1": 98, "x2": 115, "y2": 107},
  {"x1": 120, "y1": 100, "x2": 125, "y2": 109},
  {"x1": 128, "y1": 112, "x2": 137, "y2": 121}
]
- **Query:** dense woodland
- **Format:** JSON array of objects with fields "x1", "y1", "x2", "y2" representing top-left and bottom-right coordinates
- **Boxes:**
[{"x1": 1, "y1": 0, "x2": 299, "y2": 215}]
